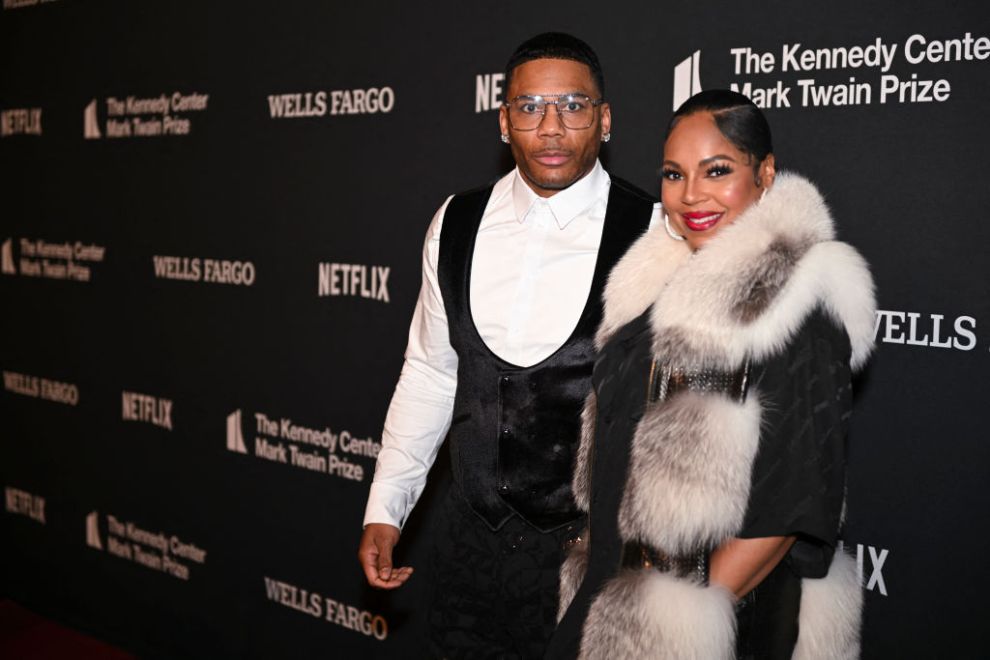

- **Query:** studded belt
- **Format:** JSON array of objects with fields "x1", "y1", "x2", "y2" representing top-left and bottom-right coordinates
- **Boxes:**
[
  {"x1": 647, "y1": 360, "x2": 751, "y2": 404},
  {"x1": 621, "y1": 542, "x2": 710, "y2": 583}
]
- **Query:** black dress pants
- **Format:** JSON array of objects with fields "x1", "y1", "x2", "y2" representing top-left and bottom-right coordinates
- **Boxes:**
[{"x1": 426, "y1": 490, "x2": 579, "y2": 659}]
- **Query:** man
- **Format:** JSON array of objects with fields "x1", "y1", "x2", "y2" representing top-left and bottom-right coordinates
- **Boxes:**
[{"x1": 358, "y1": 32, "x2": 658, "y2": 657}]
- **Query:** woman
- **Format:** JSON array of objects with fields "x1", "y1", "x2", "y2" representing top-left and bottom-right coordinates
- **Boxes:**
[{"x1": 547, "y1": 90, "x2": 875, "y2": 659}]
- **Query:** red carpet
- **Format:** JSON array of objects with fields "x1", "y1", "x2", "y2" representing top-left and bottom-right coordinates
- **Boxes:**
[{"x1": 0, "y1": 600, "x2": 135, "y2": 660}]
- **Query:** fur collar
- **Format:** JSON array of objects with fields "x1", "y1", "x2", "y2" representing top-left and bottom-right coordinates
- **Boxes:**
[{"x1": 597, "y1": 172, "x2": 875, "y2": 371}]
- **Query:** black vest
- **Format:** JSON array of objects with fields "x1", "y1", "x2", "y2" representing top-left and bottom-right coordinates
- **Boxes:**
[{"x1": 437, "y1": 175, "x2": 653, "y2": 531}]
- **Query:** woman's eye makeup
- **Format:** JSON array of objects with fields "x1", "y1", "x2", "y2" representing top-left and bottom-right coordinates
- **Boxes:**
[
  {"x1": 661, "y1": 162, "x2": 733, "y2": 181},
  {"x1": 706, "y1": 163, "x2": 733, "y2": 177}
]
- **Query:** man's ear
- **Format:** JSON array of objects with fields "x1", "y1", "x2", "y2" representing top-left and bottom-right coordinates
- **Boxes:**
[
  {"x1": 599, "y1": 103, "x2": 611, "y2": 139},
  {"x1": 498, "y1": 105, "x2": 510, "y2": 140}
]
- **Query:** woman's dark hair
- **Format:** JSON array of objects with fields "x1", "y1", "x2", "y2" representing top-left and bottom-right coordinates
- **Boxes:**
[
  {"x1": 667, "y1": 90, "x2": 773, "y2": 174},
  {"x1": 505, "y1": 32, "x2": 605, "y2": 98}
]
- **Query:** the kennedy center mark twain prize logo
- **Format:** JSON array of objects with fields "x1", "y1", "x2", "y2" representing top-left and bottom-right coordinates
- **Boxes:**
[
  {"x1": 84, "y1": 91, "x2": 208, "y2": 139},
  {"x1": 86, "y1": 511, "x2": 103, "y2": 550},
  {"x1": 2, "y1": 237, "x2": 106, "y2": 282},
  {"x1": 83, "y1": 100, "x2": 100, "y2": 139},
  {"x1": 2, "y1": 239, "x2": 15, "y2": 274},
  {"x1": 85, "y1": 511, "x2": 207, "y2": 581},
  {"x1": 674, "y1": 31, "x2": 990, "y2": 109},
  {"x1": 672, "y1": 51, "x2": 702, "y2": 110},
  {"x1": 226, "y1": 409, "x2": 380, "y2": 482}
]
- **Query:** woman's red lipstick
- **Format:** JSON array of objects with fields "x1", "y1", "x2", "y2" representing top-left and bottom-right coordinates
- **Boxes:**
[{"x1": 682, "y1": 210, "x2": 724, "y2": 232}]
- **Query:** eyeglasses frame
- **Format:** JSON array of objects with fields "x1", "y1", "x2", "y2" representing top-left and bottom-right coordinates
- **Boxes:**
[{"x1": 502, "y1": 93, "x2": 607, "y2": 131}]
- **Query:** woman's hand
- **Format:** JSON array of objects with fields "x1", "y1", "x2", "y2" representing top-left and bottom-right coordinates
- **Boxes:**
[{"x1": 709, "y1": 535, "x2": 796, "y2": 599}]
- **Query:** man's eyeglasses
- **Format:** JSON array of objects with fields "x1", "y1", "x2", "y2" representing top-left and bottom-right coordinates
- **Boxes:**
[{"x1": 503, "y1": 93, "x2": 605, "y2": 131}]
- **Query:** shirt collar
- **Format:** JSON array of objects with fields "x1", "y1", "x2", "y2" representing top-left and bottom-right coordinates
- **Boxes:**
[{"x1": 511, "y1": 160, "x2": 608, "y2": 229}]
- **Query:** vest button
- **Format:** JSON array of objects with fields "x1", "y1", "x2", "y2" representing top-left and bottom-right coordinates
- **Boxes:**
[
  {"x1": 502, "y1": 427, "x2": 512, "y2": 437},
  {"x1": 500, "y1": 375, "x2": 510, "y2": 384},
  {"x1": 498, "y1": 483, "x2": 509, "y2": 492}
]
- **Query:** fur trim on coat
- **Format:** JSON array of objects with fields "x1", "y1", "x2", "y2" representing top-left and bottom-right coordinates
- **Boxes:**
[
  {"x1": 563, "y1": 172, "x2": 873, "y2": 658},
  {"x1": 792, "y1": 550, "x2": 864, "y2": 660},
  {"x1": 580, "y1": 570, "x2": 736, "y2": 660}
]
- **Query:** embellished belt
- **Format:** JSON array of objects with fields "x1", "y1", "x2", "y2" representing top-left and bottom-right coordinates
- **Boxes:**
[
  {"x1": 621, "y1": 541, "x2": 710, "y2": 583},
  {"x1": 647, "y1": 360, "x2": 750, "y2": 404}
]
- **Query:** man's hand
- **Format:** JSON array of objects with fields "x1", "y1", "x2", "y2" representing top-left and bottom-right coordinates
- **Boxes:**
[{"x1": 358, "y1": 523, "x2": 413, "y2": 589}]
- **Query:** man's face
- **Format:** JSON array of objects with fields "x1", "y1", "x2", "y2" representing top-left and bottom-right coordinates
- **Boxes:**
[{"x1": 499, "y1": 58, "x2": 610, "y2": 198}]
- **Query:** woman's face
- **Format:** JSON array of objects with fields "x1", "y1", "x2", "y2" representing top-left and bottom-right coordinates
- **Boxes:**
[{"x1": 661, "y1": 112, "x2": 775, "y2": 251}]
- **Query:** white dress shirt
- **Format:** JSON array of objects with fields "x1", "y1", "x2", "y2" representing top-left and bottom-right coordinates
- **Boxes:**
[{"x1": 363, "y1": 161, "x2": 659, "y2": 528}]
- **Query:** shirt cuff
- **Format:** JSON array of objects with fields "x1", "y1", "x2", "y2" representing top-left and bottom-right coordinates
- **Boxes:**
[{"x1": 362, "y1": 481, "x2": 410, "y2": 529}]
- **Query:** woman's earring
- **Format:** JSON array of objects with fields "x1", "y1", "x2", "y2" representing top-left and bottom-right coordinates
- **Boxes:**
[
  {"x1": 601, "y1": 132, "x2": 611, "y2": 143},
  {"x1": 664, "y1": 213, "x2": 686, "y2": 241},
  {"x1": 501, "y1": 134, "x2": 510, "y2": 144},
  {"x1": 759, "y1": 188, "x2": 768, "y2": 203}
]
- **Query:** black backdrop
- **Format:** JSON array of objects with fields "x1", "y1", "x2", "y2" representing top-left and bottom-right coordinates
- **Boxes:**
[{"x1": 2, "y1": 1, "x2": 989, "y2": 658}]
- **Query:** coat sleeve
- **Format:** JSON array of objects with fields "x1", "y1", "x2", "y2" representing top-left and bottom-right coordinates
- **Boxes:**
[{"x1": 738, "y1": 308, "x2": 853, "y2": 578}]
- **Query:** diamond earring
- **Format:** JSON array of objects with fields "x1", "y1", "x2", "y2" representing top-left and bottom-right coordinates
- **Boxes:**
[{"x1": 500, "y1": 134, "x2": 509, "y2": 144}]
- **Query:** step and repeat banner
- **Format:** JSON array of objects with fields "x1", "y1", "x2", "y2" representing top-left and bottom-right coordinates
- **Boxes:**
[{"x1": 2, "y1": 1, "x2": 988, "y2": 658}]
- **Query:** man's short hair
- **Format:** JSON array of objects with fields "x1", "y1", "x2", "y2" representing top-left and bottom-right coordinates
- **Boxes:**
[{"x1": 504, "y1": 32, "x2": 605, "y2": 98}]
